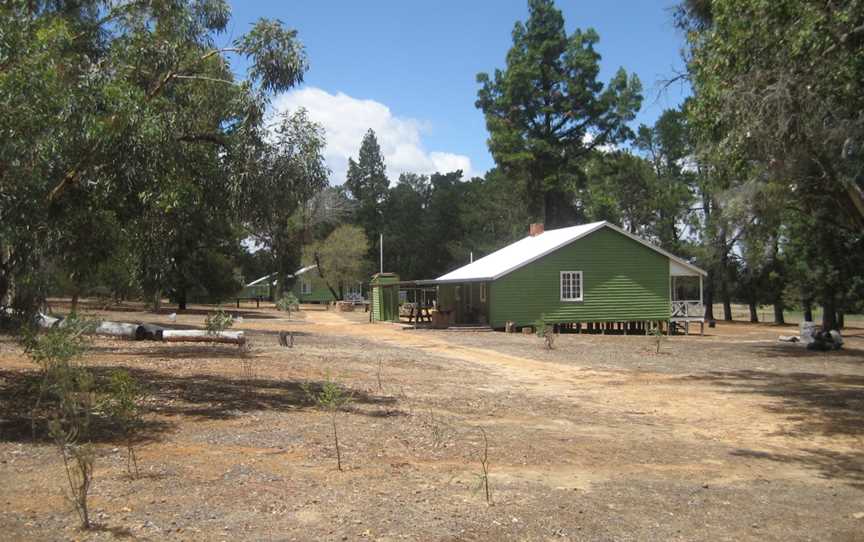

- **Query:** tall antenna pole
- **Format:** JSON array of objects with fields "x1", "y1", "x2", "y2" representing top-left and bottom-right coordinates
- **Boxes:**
[{"x1": 379, "y1": 233, "x2": 383, "y2": 274}]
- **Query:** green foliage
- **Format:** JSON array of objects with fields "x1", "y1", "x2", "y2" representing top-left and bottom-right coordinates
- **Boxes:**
[
  {"x1": 243, "y1": 109, "x2": 330, "y2": 296},
  {"x1": 104, "y1": 370, "x2": 144, "y2": 478},
  {"x1": 277, "y1": 292, "x2": 300, "y2": 312},
  {"x1": 649, "y1": 326, "x2": 664, "y2": 354},
  {"x1": 309, "y1": 377, "x2": 353, "y2": 412},
  {"x1": 0, "y1": 1, "x2": 310, "y2": 316},
  {"x1": 683, "y1": 0, "x2": 864, "y2": 326},
  {"x1": 303, "y1": 374, "x2": 353, "y2": 471},
  {"x1": 204, "y1": 307, "x2": 234, "y2": 335},
  {"x1": 534, "y1": 315, "x2": 556, "y2": 350},
  {"x1": 476, "y1": 0, "x2": 642, "y2": 225},
  {"x1": 22, "y1": 316, "x2": 97, "y2": 529},
  {"x1": 346, "y1": 129, "x2": 390, "y2": 250},
  {"x1": 304, "y1": 225, "x2": 369, "y2": 299}
]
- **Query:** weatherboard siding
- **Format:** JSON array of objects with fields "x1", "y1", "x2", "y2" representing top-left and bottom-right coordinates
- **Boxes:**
[
  {"x1": 295, "y1": 285, "x2": 336, "y2": 303},
  {"x1": 489, "y1": 227, "x2": 670, "y2": 327}
]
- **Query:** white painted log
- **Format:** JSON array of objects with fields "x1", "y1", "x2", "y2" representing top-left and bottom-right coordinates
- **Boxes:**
[
  {"x1": 162, "y1": 330, "x2": 245, "y2": 344},
  {"x1": 37, "y1": 313, "x2": 62, "y2": 328},
  {"x1": 93, "y1": 321, "x2": 141, "y2": 339}
]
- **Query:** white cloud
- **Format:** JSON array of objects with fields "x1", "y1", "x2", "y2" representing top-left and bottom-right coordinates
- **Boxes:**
[{"x1": 272, "y1": 87, "x2": 474, "y2": 184}]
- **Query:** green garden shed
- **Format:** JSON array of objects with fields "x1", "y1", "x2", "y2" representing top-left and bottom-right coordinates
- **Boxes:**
[
  {"x1": 370, "y1": 272, "x2": 400, "y2": 322},
  {"x1": 433, "y1": 221, "x2": 706, "y2": 331}
]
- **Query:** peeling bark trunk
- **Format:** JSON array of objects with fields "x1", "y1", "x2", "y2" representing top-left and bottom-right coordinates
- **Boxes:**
[
  {"x1": 152, "y1": 290, "x2": 162, "y2": 313},
  {"x1": 773, "y1": 300, "x2": 785, "y2": 324},
  {"x1": 748, "y1": 302, "x2": 758, "y2": 323}
]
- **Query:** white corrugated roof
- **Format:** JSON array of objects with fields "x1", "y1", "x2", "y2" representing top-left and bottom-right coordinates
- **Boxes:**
[
  {"x1": 245, "y1": 264, "x2": 319, "y2": 287},
  {"x1": 246, "y1": 273, "x2": 276, "y2": 287},
  {"x1": 294, "y1": 264, "x2": 318, "y2": 276},
  {"x1": 434, "y1": 221, "x2": 705, "y2": 283}
]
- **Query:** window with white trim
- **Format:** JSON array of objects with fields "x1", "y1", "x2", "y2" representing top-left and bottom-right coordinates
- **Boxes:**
[
  {"x1": 560, "y1": 271, "x2": 583, "y2": 301},
  {"x1": 480, "y1": 282, "x2": 487, "y2": 303},
  {"x1": 301, "y1": 279, "x2": 312, "y2": 295}
]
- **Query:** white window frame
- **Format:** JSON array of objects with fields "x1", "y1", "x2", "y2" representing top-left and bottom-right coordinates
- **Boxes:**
[
  {"x1": 560, "y1": 271, "x2": 583, "y2": 302},
  {"x1": 480, "y1": 282, "x2": 487, "y2": 303},
  {"x1": 301, "y1": 279, "x2": 312, "y2": 295}
]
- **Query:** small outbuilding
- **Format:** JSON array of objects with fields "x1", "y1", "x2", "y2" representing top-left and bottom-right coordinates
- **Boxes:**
[
  {"x1": 370, "y1": 273, "x2": 400, "y2": 322},
  {"x1": 432, "y1": 221, "x2": 706, "y2": 332}
]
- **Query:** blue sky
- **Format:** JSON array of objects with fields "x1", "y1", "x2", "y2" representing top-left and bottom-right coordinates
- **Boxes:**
[{"x1": 226, "y1": 1, "x2": 691, "y2": 183}]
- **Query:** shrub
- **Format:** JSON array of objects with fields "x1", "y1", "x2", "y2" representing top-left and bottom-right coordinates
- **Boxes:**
[
  {"x1": 276, "y1": 293, "x2": 300, "y2": 315},
  {"x1": 303, "y1": 374, "x2": 352, "y2": 471},
  {"x1": 650, "y1": 326, "x2": 664, "y2": 354},
  {"x1": 204, "y1": 307, "x2": 233, "y2": 335},
  {"x1": 23, "y1": 317, "x2": 98, "y2": 529},
  {"x1": 534, "y1": 315, "x2": 556, "y2": 350},
  {"x1": 104, "y1": 370, "x2": 144, "y2": 478}
]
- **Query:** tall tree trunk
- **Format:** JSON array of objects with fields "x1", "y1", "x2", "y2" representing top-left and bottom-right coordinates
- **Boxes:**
[
  {"x1": 773, "y1": 298, "x2": 785, "y2": 324},
  {"x1": 720, "y1": 267, "x2": 733, "y2": 321},
  {"x1": 313, "y1": 252, "x2": 341, "y2": 301},
  {"x1": 70, "y1": 292, "x2": 80, "y2": 315},
  {"x1": 821, "y1": 296, "x2": 837, "y2": 331},
  {"x1": 748, "y1": 301, "x2": 758, "y2": 323},
  {"x1": 802, "y1": 298, "x2": 813, "y2": 321},
  {"x1": 703, "y1": 272, "x2": 715, "y2": 322},
  {"x1": 152, "y1": 290, "x2": 162, "y2": 313},
  {"x1": 177, "y1": 287, "x2": 187, "y2": 311},
  {"x1": 722, "y1": 295, "x2": 732, "y2": 321},
  {"x1": 718, "y1": 230, "x2": 733, "y2": 321},
  {"x1": 0, "y1": 242, "x2": 11, "y2": 308},
  {"x1": 837, "y1": 311, "x2": 845, "y2": 330}
]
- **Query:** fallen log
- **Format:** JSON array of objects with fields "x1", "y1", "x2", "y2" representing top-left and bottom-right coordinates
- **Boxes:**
[
  {"x1": 93, "y1": 321, "x2": 141, "y2": 339},
  {"x1": 36, "y1": 313, "x2": 62, "y2": 328},
  {"x1": 162, "y1": 329, "x2": 245, "y2": 345},
  {"x1": 138, "y1": 323, "x2": 164, "y2": 341}
]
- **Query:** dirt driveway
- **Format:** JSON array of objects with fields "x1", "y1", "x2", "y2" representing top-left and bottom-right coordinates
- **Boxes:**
[{"x1": 1, "y1": 303, "x2": 863, "y2": 541}]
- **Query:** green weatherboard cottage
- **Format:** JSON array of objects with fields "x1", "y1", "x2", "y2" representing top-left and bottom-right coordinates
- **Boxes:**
[
  {"x1": 292, "y1": 265, "x2": 337, "y2": 304},
  {"x1": 433, "y1": 221, "x2": 706, "y2": 331}
]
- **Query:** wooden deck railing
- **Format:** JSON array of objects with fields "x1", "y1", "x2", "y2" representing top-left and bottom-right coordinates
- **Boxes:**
[{"x1": 671, "y1": 300, "x2": 704, "y2": 319}]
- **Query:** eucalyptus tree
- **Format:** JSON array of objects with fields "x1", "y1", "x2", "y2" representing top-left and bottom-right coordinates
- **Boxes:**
[
  {"x1": 0, "y1": 0, "x2": 310, "y2": 315},
  {"x1": 681, "y1": 0, "x2": 864, "y2": 326},
  {"x1": 684, "y1": 0, "x2": 864, "y2": 227},
  {"x1": 302, "y1": 225, "x2": 369, "y2": 300},
  {"x1": 634, "y1": 109, "x2": 696, "y2": 254},
  {"x1": 243, "y1": 108, "x2": 330, "y2": 296},
  {"x1": 476, "y1": 0, "x2": 642, "y2": 226}
]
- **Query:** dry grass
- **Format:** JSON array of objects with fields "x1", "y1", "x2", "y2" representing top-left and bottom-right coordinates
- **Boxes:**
[{"x1": 1, "y1": 300, "x2": 863, "y2": 540}]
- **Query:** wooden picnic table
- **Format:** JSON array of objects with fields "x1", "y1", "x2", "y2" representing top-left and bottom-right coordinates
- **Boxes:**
[{"x1": 406, "y1": 304, "x2": 433, "y2": 324}]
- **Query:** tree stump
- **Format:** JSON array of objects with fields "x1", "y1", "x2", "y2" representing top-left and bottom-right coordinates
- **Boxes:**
[{"x1": 278, "y1": 331, "x2": 294, "y2": 348}]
